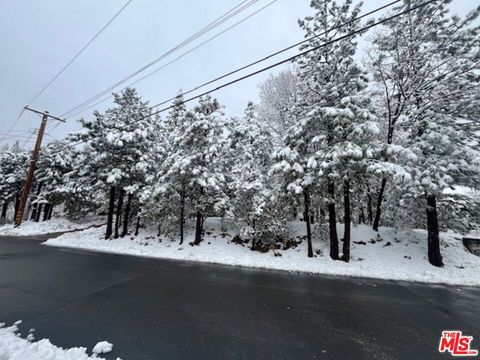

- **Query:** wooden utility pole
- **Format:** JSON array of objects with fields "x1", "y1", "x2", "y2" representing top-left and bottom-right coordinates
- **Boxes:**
[{"x1": 14, "y1": 106, "x2": 65, "y2": 227}]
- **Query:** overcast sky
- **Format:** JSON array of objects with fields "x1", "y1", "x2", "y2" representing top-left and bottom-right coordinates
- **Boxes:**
[{"x1": 0, "y1": 0, "x2": 475, "y2": 147}]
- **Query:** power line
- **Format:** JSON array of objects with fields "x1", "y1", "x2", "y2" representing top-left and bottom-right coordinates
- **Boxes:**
[
  {"x1": 0, "y1": 134, "x2": 34, "y2": 141},
  {"x1": 70, "y1": 0, "x2": 436, "y2": 148},
  {"x1": 28, "y1": 0, "x2": 134, "y2": 106},
  {"x1": 69, "y1": 0, "x2": 401, "y2": 119},
  {"x1": 61, "y1": 0, "x2": 262, "y2": 118},
  {"x1": 148, "y1": 0, "x2": 402, "y2": 112},
  {"x1": 147, "y1": 0, "x2": 439, "y2": 117},
  {"x1": 1, "y1": 0, "x2": 133, "y2": 146},
  {"x1": 0, "y1": 108, "x2": 26, "y2": 145},
  {"x1": 0, "y1": 130, "x2": 33, "y2": 134},
  {"x1": 61, "y1": 0, "x2": 258, "y2": 117},
  {"x1": 65, "y1": 0, "x2": 280, "y2": 119}
]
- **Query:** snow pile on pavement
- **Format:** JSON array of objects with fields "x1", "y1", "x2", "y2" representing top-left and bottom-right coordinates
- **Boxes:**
[
  {"x1": 0, "y1": 216, "x2": 103, "y2": 236},
  {"x1": 0, "y1": 321, "x2": 118, "y2": 359},
  {"x1": 92, "y1": 341, "x2": 113, "y2": 354},
  {"x1": 44, "y1": 218, "x2": 480, "y2": 286}
]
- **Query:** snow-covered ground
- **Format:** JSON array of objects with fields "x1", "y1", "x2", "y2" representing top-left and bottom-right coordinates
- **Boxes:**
[
  {"x1": 43, "y1": 218, "x2": 480, "y2": 287},
  {"x1": 0, "y1": 321, "x2": 117, "y2": 359},
  {"x1": 0, "y1": 216, "x2": 104, "y2": 236}
]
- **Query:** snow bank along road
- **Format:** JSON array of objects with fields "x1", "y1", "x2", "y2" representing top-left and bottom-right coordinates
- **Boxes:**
[{"x1": 0, "y1": 235, "x2": 479, "y2": 360}]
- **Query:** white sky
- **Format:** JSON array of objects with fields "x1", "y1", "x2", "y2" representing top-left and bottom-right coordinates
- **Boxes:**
[{"x1": 0, "y1": 0, "x2": 475, "y2": 147}]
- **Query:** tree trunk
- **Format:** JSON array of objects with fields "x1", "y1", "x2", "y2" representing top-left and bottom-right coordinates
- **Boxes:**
[
  {"x1": 320, "y1": 208, "x2": 325, "y2": 222},
  {"x1": 366, "y1": 186, "x2": 373, "y2": 225},
  {"x1": 114, "y1": 189, "x2": 125, "y2": 239},
  {"x1": 42, "y1": 203, "x2": 51, "y2": 221},
  {"x1": 14, "y1": 193, "x2": 20, "y2": 221},
  {"x1": 135, "y1": 216, "x2": 141, "y2": 236},
  {"x1": 30, "y1": 182, "x2": 43, "y2": 221},
  {"x1": 121, "y1": 193, "x2": 132, "y2": 237},
  {"x1": 372, "y1": 177, "x2": 387, "y2": 231},
  {"x1": 35, "y1": 204, "x2": 43, "y2": 222},
  {"x1": 47, "y1": 204, "x2": 54, "y2": 220},
  {"x1": 1, "y1": 201, "x2": 9, "y2": 218},
  {"x1": 30, "y1": 204, "x2": 37, "y2": 221},
  {"x1": 304, "y1": 190, "x2": 313, "y2": 258},
  {"x1": 250, "y1": 218, "x2": 256, "y2": 250},
  {"x1": 105, "y1": 186, "x2": 116, "y2": 239},
  {"x1": 342, "y1": 179, "x2": 351, "y2": 262},
  {"x1": 328, "y1": 181, "x2": 339, "y2": 260},
  {"x1": 426, "y1": 194, "x2": 443, "y2": 267},
  {"x1": 194, "y1": 211, "x2": 203, "y2": 245},
  {"x1": 179, "y1": 191, "x2": 185, "y2": 245},
  {"x1": 359, "y1": 207, "x2": 365, "y2": 224}
]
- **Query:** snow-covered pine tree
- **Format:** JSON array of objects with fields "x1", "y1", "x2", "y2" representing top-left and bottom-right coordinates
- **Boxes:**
[
  {"x1": 228, "y1": 102, "x2": 281, "y2": 250},
  {"x1": 143, "y1": 92, "x2": 188, "y2": 243},
  {"x1": 368, "y1": 0, "x2": 480, "y2": 266},
  {"x1": 33, "y1": 140, "x2": 76, "y2": 221},
  {"x1": 158, "y1": 95, "x2": 229, "y2": 245},
  {"x1": 0, "y1": 142, "x2": 29, "y2": 221},
  {"x1": 273, "y1": 0, "x2": 378, "y2": 260},
  {"x1": 271, "y1": 123, "x2": 317, "y2": 257},
  {"x1": 70, "y1": 88, "x2": 157, "y2": 238}
]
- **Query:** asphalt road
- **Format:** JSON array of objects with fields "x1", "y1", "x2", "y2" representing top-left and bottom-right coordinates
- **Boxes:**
[{"x1": 0, "y1": 235, "x2": 478, "y2": 359}]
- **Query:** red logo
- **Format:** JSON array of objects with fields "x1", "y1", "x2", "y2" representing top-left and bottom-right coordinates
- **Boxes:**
[{"x1": 439, "y1": 331, "x2": 478, "y2": 356}]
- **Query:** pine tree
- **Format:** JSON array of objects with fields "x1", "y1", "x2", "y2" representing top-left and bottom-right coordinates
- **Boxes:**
[
  {"x1": 273, "y1": 0, "x2": 378, "y2": 260},
  {"x1": 143, "y1": 92, "x2": 187, "y2": 243},
  {"x1": 34, "y1": 140, "x2": 76, "y2": 220},
  {"x1": 158, "y1": 95, "x2": 229, "y2": 245},
  {"x1": 227, "y1": 102, "x2": 280, "y2": 250},
  {"x1": 368, "y1": 0, "x2": 480, "y2": 266},
  {"x1": 70, "y1": 88, "x2": 157, "y2": 238},
  {"x1": 0, "y1": 142, "x2": 29, "y2": 221}
]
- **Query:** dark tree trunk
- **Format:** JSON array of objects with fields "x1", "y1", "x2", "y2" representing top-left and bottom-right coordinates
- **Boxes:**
[
  {"x1": 30, "y1": 205, "x2": 37, "y2": 221},
  {"x1": 342, "y1": 180, "x2": 351, "y2": 262},
  {"x1": 14, "y1": 193, "x2": 20, "y2": 221},
  {"x1": 42, "y1": 203, "x2": 51, "y2": 221},
  {"x1": 135, "y1": 216, "x2": 141, "y2": 236},
  {"x1": 114, "y1": 189, "x2": 125, "y2": 239},
  {"x1": 328, "y1": 182, "x2": 339, "y2": 260},
  {"x1": 30, "y1": 182, "x2": 43, "y2": 221},
  {"x1": 35, "y1": 204, "x2": 43, "y2": 222},
  {"x1": 250, "y1": 219, "x2": 256, "y2": 250},
  {"x1": 1, "y1": 201, "x2": 9, "y2": 218},
  {"x1": 426, "y1": 194, "x2": 443, "y2": 267},
  {"x1": 179, "y1": 191, "x2": 185, "y2": 245},
  {"x1": 121, "y1": 193, "x2": 132, "y2": 237},
  {"x1": 359, "y1": 207, "x2": 365, "y2": 224},
  {"x1": 366, "y1": 186, "x2": 373, "y2": 225},
  {"x1": 304, "y1": 190, "x2": 313, "y2": 258},
  {"x1": 372, "y1": 177, "x2": 387, "y2": 231},
  {"x1": 194, "y1": 211, "x2": 203, "y2": 245},
  {"x1": 105, "y1": 187, "x2": 116, "y2": 239},
  {"x1": 47, "y1": 204, "x2": 54, "y2": 220}
]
